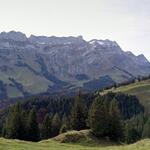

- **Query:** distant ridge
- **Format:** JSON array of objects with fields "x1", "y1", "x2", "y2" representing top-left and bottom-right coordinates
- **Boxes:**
[{"x1": 0, "y1": 31, "x2": 149, "y2": 99}]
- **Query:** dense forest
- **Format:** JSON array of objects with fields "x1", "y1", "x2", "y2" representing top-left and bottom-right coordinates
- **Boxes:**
[{"x1": 0, "y1": 90, "x2": 149, "y2": 144}]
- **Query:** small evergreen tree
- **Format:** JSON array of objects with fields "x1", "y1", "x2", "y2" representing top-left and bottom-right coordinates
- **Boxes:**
[
  {"x1": 71, "y1": 93, "x2": 87, "y2": 130},
  {"x1": 109, "y1": 99, "x2": 123, "y2": 141},
  {"x1": 136, "y1": 114, "x2": 145, "y2": 136},
  {"x1": 3, "y1": 102, "x2": 24, "y2": 139},
  {"x1": 62, "y1": 113, "x2": 70, "y2": 130},
  {"x1": 27, "y1": 107, "x2": 39, "y2": 141},
  {"x1": 142, "y1": 117, "x2": 150, "y2": 138},
  {"x1": 89, "y1": 96, "x2": 109, "y2": 137},
  {"x1": 125, "y1": 122, "x2": 140, "y2": 144},
  {"x1": 51, "y1": 113, "x2": 61, "y2": 137},
  {"x1": 41, "y1": 114, "x2": 52, "y2": 139}
]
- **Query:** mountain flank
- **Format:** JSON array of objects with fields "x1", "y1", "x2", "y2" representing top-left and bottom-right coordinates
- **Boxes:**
[{"x1": 0, "y1": 31, "x2": 149, "y2": 99}]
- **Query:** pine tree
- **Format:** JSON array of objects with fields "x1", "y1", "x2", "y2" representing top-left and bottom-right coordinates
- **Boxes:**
[
  {"x1": 125, "y1": 122, "x2": 140, "y2": 144},
  {"x1": 41, "y1": 114, "x2": 52, "y2": 139},
  {"x1": 51, "y1": 113, "x2": 61, "y2": 137},
  {"x1": 27, "y1": 107, "x2": 39, "y2": 141},
  {"x1": 125, "y1": 114, "x2": 145, "y2": 143},
  {"x1": 89, "y1": 96, "x2": 109, "y2": 137},
  {"x1": 19, "y1": 110, "x2": 29, "y2": 140},
  {"x1": 109, "y1": 99, "x2": 123, "y2": 141},
  {"x1": 71, "y1": 93, "x2": 87, "y2": 130},
  {"x1": 142, "y1": 117, "x2": 150, "y2": 138},
  {"x1": 136, "y1": 114, "x2": 145, "y2": 136},
  {"x1": 3, "y1": 102, "x2": 23, "y2": 139},
  {"x1": 62, "y1": 113, "x2": 70, "y2": 130}
]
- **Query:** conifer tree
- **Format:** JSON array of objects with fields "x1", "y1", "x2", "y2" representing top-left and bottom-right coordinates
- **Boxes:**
[
  {"x1": 125, "y1": 120, "x2": 141, "y2": 144},
  {"x1": 89, "y1": 96, "x2": 109, "y2": 137},
  {"x1": 136, "y1": 114, "x2": 145, "y2": 136},
  {"x1": 71, "y1": 93, "x2": 87, "y2": 130},
  {"x1": 18, "y1": 110, "x2": 28, "y2": 140},
  {"x1": 109, "y1": 99, "x2": 123, "y2": 141},
  {"x1": 51, "y1": 113, "x2": 61, "y2": 137},
  {"x1": 27, "y1": 107, "x2": 39, "y2": 141},
  {"x1": 41, "y1": 114, "x2": 52, "y2": 139},
  {"x1": 62, "y1": 113, "x2": 70, "y2": 130},
  {"x1": 3, "y1": 102, "x2": 23, "y2": 139},
  {"x1": 142, "y1": 117, "x2": 150, "y2": 138}
]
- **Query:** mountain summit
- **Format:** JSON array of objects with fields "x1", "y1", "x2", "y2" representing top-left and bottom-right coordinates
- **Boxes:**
[
  {"x1": 0, "y1": 31, "x2": 27, "y2": 41},
  {"x1": 0, "y1": 31, "x2": 149, "y2": 99}
]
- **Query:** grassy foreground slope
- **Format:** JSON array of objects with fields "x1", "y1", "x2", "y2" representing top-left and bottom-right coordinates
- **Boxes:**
[
  {"x1": 0, "y1": 130, "x2": 150, "y2": 150},
  {"x1": 100, "y1": 79, "x2": 150, "y2": 112},
  {"x1": 0, "y1": 138, "x2": 150, "y2": 150}
]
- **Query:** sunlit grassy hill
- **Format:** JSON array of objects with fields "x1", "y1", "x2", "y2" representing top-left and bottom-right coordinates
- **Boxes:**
[
  {"x1": 0, "y1": 130, "x2": 150, "y2": 150},
  {"x1": 100, "y1": 79, "x2": 150, "y2": 113}
]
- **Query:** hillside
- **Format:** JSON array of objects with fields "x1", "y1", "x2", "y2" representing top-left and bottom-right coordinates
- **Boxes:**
[
  {"x1": 100, "y1": 79, "x2": 150, "y2": 113},
  {"x1": 0, "y1": 31, "x2": 150, "y2": 99},
  {"x1": 0, "y1": 130, "x2": 150, "y2": 150}
]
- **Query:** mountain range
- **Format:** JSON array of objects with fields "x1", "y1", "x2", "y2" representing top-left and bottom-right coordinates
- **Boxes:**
[{"x1": 0, "y1": 31, "x2": 149, "y2": 99}]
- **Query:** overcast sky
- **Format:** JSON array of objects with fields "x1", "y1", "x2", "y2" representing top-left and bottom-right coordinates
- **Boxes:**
[{"x1": 0, "y1": 0, "x2": 150, "y2": 59}]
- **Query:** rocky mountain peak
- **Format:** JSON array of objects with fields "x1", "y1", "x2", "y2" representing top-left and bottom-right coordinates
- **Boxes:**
[
  {"x1": 126, "y1": 51, "x2": 134, "y2": 55},
  {"x1": 89, "y1": 39, "x2": 119, "y2": 47},
  {"x1": 29, "y1": 35, "x2": 85, "y2": 45},
  {"x1": 0, "y1": 31, "x2": 27, "y2": 41},
  {"x1": 137, "y1": 54, "x2": 149, "y2": 63},
  {"x1": 0, "y1": 31, "x2": 149, "y2": 99}
]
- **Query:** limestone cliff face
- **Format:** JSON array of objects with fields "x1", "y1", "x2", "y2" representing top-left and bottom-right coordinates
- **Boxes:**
[{"x1": 0, "y1": 31, "x2": 149, "y2": 99}]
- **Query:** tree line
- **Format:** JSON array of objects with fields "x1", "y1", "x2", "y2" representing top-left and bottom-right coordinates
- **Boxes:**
[
  {"x1": 100, "y1": 74, "x2": 150, "y2": 91},
  {"x1": 1, "y1": 92, "x2": 148, "y2": 143}
]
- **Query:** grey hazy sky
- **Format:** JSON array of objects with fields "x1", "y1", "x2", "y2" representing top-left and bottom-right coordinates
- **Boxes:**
[{"x1": 0, "y1": 0, "x2": 150, "y2": 59}]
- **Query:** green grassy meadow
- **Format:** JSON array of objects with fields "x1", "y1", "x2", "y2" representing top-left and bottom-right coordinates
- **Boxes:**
[
  {"x1": 100, "y1": 79, "x2": 150, "y2": 112},
  {"x1": 0, "y1": 130, "x2": 149, "y2": 150},
  {"x1": 0, "y1": 137, "x2": 150, "y2": 150}
]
